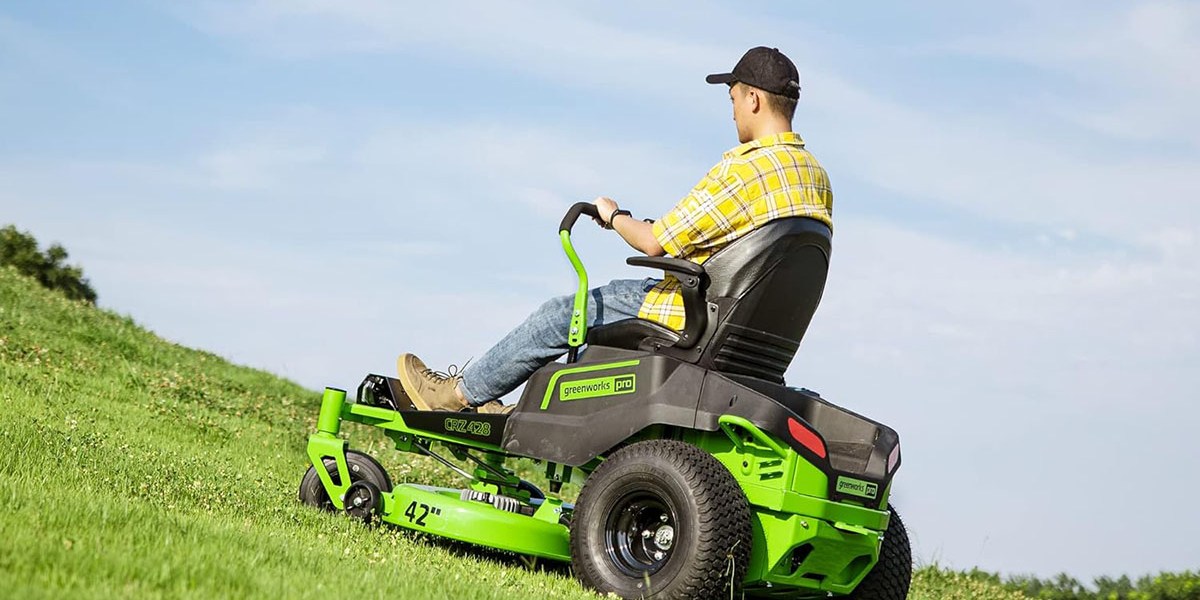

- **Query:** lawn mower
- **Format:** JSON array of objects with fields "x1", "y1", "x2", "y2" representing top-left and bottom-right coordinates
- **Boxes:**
[{"x1": 299, "y1": 203, "x2": 911, "y2": 599}]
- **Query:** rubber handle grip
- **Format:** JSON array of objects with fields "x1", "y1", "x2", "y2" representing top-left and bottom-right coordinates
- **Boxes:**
[{"x1": 559, "y1": 202, "x2": 601, "y2": 233}]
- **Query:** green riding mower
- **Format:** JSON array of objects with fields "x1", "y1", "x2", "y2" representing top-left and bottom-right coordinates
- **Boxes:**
[{"x1": 299, "y1": 203, "x2": 911, "y2": 599}]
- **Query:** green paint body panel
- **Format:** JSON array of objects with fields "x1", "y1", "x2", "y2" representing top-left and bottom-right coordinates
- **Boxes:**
[
  {"x1": 316, "y1": 387, "x2": 345, "y2": 435},
  {"x1": 560, "y1": 230, "x2": 588, "y2": 348},
  {"x1": 687, "y1": 422, "x2": 888, "y2": 595},
  {"x1": 306, "y1": 433, "x2": 350, "y2": 510}
]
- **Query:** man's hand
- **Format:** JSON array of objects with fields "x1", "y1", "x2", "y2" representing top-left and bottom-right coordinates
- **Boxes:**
[
  {"x1": 589, "y1": 195, "x2": 665, "y2": 257},
  {"x1": 593, "y1": 196, "x2": 619, "y2": 227}
]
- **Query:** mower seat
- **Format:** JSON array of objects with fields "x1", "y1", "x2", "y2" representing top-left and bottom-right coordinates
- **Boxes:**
[
  {"x1": 586, "y1": 216, "x2": 831, "y2": 384},
  {"x1": 585, "y1": 317, "x2": 679, "y2": 349}
]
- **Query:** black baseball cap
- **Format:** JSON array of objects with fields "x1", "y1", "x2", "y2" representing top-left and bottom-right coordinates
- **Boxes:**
[{"x1": 706, "y1": 47, "x2": 801, "y2": 99}]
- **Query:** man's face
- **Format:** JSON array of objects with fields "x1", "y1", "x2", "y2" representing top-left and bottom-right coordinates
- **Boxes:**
[{"x1": 729, "y1": 83, "x2": 753, "y2": 143}]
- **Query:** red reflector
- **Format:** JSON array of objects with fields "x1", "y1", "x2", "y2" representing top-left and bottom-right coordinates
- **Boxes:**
[
  {"x1": 888, "y1": 443, "x2": 901, "y2": 472},
  {"x1": 787, "y1": 417, "x2": 827, "y2": 459}
]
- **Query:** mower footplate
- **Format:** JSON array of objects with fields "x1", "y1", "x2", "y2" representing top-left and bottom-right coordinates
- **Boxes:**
[{"x1": 398, "y1": 410, "x2": 508, "y2": 446}]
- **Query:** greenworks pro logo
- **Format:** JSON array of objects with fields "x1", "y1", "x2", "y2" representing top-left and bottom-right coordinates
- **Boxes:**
[
  {"x1": 559, "y1": 374, "x2": 636, "y2": 401},
  {"x1": 835, "y1": 476, "x2": 879, "y2": 500},
  {"x1": 444, "y1": 418, "x2": 491, "y2": 437}
]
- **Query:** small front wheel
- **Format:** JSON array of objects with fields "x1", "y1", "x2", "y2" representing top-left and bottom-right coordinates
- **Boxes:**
[
  {"x1": 344, "y1": 480, "x2": 383, "y2": 524},
  {"x1": 298, "y1": 450, "x2": 392, "y2": 512},
  {"x1": 570, "y1": 440, "x2": 751, "y2": 599}
]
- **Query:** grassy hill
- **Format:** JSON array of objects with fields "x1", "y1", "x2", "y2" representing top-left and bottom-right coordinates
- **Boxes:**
[{"x1": 0, "y1": 266, "x2": 1027, "y2": 599}]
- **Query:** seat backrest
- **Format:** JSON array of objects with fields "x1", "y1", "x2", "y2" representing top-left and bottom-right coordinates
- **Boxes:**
[{"x1": 695, "y1": 217, "x2": 832, "y2": 382}]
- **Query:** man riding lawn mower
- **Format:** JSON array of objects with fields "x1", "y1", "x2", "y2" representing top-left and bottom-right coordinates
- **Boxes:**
[{"x1": 299, "y1": 47, "x2": 912, "y2": 599}]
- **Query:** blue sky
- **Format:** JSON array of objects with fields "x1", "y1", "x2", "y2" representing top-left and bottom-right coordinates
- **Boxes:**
[{"x1": 3, "y1": 0, "x2": 1198, "y2": 582}]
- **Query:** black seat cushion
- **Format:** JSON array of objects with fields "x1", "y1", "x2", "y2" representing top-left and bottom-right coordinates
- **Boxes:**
[{"x1": 587, "y1": 318, "x2": 679, "y2": 350}]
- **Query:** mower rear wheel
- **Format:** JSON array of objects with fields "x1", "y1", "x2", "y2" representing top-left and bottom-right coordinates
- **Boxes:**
[
  {"x1": 846, "y1": 505, "x2": 912, "y2": 600},
  {"x1": 570, "y1": 440, "x2": 751, "y2": 599},
  {"x1": 298, "y1": 450, "x2": 392, "y2": 512}
]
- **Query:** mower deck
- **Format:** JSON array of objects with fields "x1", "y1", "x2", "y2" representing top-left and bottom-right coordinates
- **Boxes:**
[{"x1": 379, "y1": 484, "x2": 570, "y2": 561}]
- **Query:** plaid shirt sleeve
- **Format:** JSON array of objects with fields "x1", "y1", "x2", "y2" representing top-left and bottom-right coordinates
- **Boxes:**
[{"x1": 652, "y1": 162, "x2": 744, "y2": 258}]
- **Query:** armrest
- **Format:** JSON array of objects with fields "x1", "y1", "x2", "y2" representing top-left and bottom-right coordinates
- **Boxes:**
[
  {"x1": 626, "y1": 256, "x2": 704, "y2": 277},
  {"x1": 625, "y1": 256, "x2": 708, "y2": 349}
]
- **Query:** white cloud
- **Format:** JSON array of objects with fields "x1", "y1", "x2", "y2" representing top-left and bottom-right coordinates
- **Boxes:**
[
  {"x1": 805, "y1": 71, "x2": 1200, "y2": 247},
  {"x1": 179, "y1": 0, "x2": 737, "y2": 100},
  {"x1": 937, "y1": 0, "x2": 1200, "y2": 146},
  {"x1": 200, "y1": 141, "x2": 327, "y2": 191},
  {"x1": 0, "y1": 14, "x2": 140, "y2": 107}
]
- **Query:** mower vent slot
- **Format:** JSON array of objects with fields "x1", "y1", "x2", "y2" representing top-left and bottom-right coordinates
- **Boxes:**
[
  {"x1": 789, "y1": 543, "x2": 814, "y2": 573},
  {"x1": 757, "y1": 458, "x2": 784, "y2": 481},
  {"x1": 711, "y1": 328, "x2": 799, "y2": 383}
]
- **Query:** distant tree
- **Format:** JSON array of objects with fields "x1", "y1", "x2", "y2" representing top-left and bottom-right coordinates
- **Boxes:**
[
  {"x1": 1094, "y1": 574, "x2": 1134, "y2": 598},
  {"x1": 0, "y1": 225, "x2": 97, "y2": 303},
  {"x1": 998, "y1": 570, "x2": 1200, "y2": 600},
  {"x1": 1133, "y1": 571, "x2": 1200, "y2": 600}
]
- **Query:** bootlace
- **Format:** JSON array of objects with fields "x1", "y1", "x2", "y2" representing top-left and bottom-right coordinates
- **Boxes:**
[{"x1": 420, "y1": 359, "x2": 472, "y2": 384}]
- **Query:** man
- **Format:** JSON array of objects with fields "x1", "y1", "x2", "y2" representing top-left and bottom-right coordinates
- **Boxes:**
[{"x1": 398, "y1": 46, "x2": 833, "y2": 413}]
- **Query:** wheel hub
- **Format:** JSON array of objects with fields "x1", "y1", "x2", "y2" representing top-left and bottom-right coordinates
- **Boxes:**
[
  {"x1": 343, "y1": 480, "x2": 381, "y2": 524},
  {"x1": 603, "y1": 492, "x2": 678, "y2": 577},
  {"x1": 653, "y1": 525, "x2": 674, "y2": 550}
]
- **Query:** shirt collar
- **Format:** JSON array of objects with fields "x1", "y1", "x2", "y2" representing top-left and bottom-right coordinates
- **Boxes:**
[{"x1": 724, "y1": 131, "x2": 806, "y2": 159}]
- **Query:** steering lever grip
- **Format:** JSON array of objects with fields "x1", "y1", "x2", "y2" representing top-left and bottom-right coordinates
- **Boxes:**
[{"x1": 559, "y1": 202, "x2": 601, "y2": 234}]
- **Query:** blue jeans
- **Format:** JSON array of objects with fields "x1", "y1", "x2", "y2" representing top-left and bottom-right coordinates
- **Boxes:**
[{"x1": 459, "y1": 278, "x2": 659, "y2": 406}]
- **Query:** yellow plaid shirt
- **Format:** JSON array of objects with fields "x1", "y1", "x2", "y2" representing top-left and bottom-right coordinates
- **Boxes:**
[{"x1": 638, "y1": 132, "x2": 833, "y2": 330}]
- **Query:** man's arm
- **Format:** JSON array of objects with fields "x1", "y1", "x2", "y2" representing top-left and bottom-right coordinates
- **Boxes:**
[{"x1": 593, "y1": 197, "x2": 665, "y2": 256}]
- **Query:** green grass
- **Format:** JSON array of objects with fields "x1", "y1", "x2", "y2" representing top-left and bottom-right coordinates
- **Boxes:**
[
  {"x1": 0, "y1": 266, "x2": 1028, "y2": 599},
  {"x1": 909, "y1": 566, "x2": 1031, "y2": 600}
]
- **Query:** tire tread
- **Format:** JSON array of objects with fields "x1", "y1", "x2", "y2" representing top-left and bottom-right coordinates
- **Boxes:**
[
  {"x1": 571, "y1": 440, "x2": 752, "y2": 599},
  {"x1": 846, "y1": 505, "x2": 912, "y2": 600}
]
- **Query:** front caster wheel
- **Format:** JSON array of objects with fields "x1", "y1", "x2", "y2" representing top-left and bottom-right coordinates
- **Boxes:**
[
  {"x1": 570, "y1": 440, "x2": 752, "y2": 599},
  {"x1": 344, "y1": 480, "x2": 383, "y2": 524},
  {"x1": 298, "y1": 450, "x2": 392, "y2": 512}
]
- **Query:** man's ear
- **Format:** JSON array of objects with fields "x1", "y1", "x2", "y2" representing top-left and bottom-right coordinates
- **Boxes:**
[{"x1": 748, "y1": 89, "x2": 761, "y2": 113}]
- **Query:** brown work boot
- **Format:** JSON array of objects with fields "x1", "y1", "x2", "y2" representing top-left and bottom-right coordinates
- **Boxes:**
[
  {"x1": 475, "y1": 400, "x2": 515, "y2": 415},
  {"x1": 396, "y1": 353, "x2": 468, "y2": 411}
]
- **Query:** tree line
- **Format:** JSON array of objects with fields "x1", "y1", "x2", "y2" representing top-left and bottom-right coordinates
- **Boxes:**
[
  {"x1": 0, "y1": 225, "x2": 97, "y2": 303},
  {"x1": 963, "y1": 567, "x2": 1200, "y2": 600}
]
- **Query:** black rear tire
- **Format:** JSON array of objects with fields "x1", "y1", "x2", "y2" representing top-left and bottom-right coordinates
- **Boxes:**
[
  {"x1": 570, "y1": 440, "x2": 752, "y2": 599},
  {"x1": 846, "y1": 505, "x2": 912, "y2": 600},
  {"x1": 298, "y1": 450, "x2": 392, "y2": 512}
]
